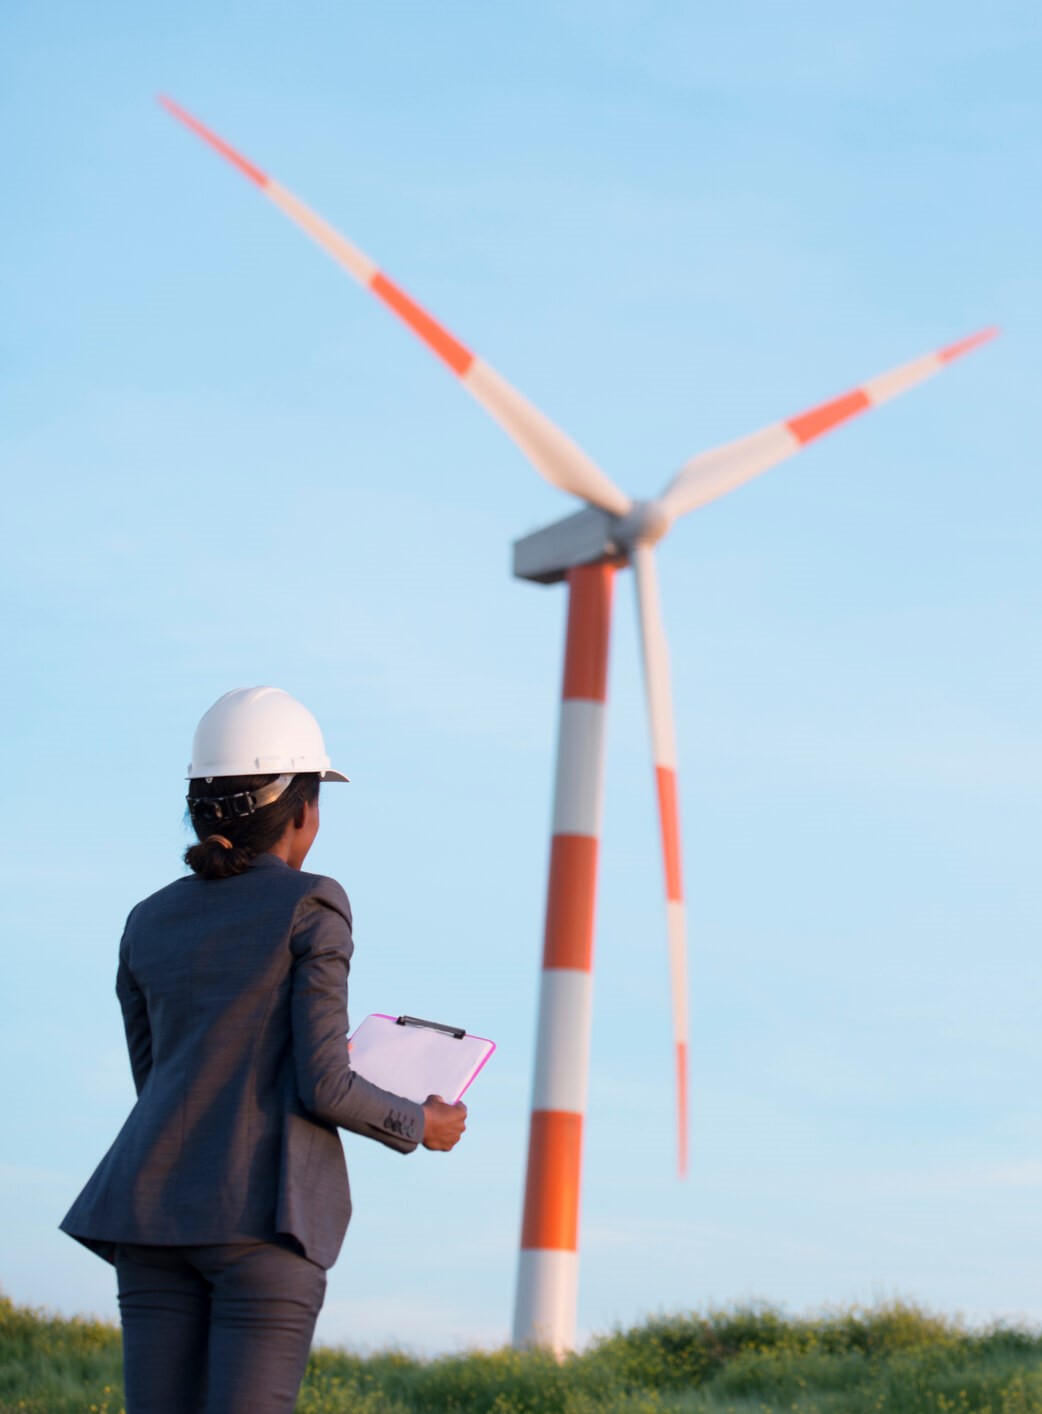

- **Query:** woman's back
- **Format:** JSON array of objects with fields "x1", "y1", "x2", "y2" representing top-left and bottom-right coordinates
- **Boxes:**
[
  {"x1": 120, "y1": 855, "x2": 346, "y2": 1093},
  {"x1": 62, "y1": 853, "x2": 422, "y2": 1268}
]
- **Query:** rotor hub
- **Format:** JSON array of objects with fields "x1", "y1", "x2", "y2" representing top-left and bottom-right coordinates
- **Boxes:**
[{"x1": 614, "y1": 499, "x2": 671, "y2": 549}]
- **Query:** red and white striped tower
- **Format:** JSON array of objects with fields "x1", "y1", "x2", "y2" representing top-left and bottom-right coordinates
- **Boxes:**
[{"x1": 513, "y1": 563, "x2": 614, "y2": 1353}]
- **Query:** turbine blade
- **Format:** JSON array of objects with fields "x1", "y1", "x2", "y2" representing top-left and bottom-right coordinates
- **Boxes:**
[
  {"x1": 658, "y1": 328, "x2": 998, "y2": 523},
  {"x1": 159, "y1": 96, "x2": 631, "y2": 517},
  {"x1": 632, "y1": 542, "x2": 690, "y2": 1177}
]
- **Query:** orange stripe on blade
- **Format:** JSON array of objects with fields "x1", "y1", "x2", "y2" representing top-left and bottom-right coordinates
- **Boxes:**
[
  {"x1": 676, "y1": 1041, "x2": 689, "y2": 1178},
  {"x1": 159, "y1": 96, "x2": 268, "y2": 187},
  {"x1": 543, "y1": 835, "x2": 598, "y2": 971},
  {"x1": 939, "y1": 327, "x2": 999, "y2": 363},
  {"x1": 369, "y1": 272, "x2": 474, "y2": 375},
  {"x1": 655, "y1": 767, "x2": 683, "y2": 902},
  {"x1": 520, "y1": 1111, "x2": 583, "y2": 1250},
  {"x1": 561, "y1": 564, "x2": 614, "y2": 702},
  {"x1": 787, "y1": 388, "x2": 870, "y2": 445}
]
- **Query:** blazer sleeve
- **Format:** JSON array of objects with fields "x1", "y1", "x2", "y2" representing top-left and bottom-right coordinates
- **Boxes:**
[
  {"x1": 290, "y1": 890, "x2": 425, "y2": 1153},
  {"x1": 116, "y1": 913, "x2": 152, "y2": 1096}
]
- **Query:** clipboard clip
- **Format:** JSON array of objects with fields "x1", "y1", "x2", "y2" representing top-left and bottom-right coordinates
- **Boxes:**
[{"x1": 396, "y1": 1014, "x2": 465, "y2": 1040}]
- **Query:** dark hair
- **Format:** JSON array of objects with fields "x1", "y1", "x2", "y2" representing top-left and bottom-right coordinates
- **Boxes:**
[{"x1": 184, "y1": 773, "x2": 321, "y2": 880}]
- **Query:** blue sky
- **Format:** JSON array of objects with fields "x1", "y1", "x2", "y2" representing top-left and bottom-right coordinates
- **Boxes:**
[{"x1": 2, "y1": 0, "x2": 1040, "y2": 1353}]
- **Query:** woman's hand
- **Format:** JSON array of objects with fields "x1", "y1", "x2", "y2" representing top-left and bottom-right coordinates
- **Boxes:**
[{"x1": 422, "y1": 1094, "x2": 467, "y2": 1151}]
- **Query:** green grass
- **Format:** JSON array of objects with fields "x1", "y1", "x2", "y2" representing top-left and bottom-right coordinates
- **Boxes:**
[{"x1": 3, "y1": 1294, "x2": 1042, "y2": 1412}]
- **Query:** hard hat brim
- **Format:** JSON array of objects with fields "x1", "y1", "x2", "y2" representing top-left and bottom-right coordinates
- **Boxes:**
[{"x1": 321, "y1": 769, "x2": 350, "y2": 783}]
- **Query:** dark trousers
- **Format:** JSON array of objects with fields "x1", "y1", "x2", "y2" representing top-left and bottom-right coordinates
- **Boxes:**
[{"x1": 115, "y1": 1241, "x2": 327, "y2": 1414}]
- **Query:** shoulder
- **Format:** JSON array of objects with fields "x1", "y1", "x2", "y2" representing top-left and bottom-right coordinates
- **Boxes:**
[
  {"x1": 121, "y1": 874, "x2": 197, "y2": 929},
  {"x1": 293, "y1": 868, "x2": 352, "y2": 926},
  {"x1": 288, "y1": 870, "x2": 354, "y2": 963}
]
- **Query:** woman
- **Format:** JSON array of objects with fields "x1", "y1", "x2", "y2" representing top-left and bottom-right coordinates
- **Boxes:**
[{"x1": 61, "y1": 686, "x2": 467, "y2": 1413}]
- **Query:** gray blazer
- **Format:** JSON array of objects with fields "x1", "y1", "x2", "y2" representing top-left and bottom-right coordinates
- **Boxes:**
[{"x1": 60, "y1": 853, "x2": 425, "y2": 1270}]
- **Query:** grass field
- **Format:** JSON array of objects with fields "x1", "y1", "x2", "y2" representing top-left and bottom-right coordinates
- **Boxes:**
[{"x1": 3, "y1": 1293, "x2": 1042, "y2": 1412}]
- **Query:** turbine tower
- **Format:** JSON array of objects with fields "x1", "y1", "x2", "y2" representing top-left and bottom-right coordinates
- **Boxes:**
[{"x1": 160, "y1": 96, "x2": 996, "y2": 1353}]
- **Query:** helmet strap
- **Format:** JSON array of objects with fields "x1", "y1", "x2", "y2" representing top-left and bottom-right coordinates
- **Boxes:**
[{"x1": 187, "y1": 773, "x2": 296, "y2": 824}]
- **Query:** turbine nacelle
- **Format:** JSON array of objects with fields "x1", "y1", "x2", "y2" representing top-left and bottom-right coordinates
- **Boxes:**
[
  {"x1": 512, "y1": 505, "x2": 621, "y2": 585},
  {"x1": 512, "y1": 499, "x2": 672, "y2": 585}
]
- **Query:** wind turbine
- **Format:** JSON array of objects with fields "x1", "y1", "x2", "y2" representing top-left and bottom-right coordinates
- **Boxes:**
[{"x1": 159, "y1": 95, "x2": 996, "y2": 1353}]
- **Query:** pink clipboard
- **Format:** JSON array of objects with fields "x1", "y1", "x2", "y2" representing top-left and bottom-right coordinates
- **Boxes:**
[{"x1": 347, "y1": 1013, "x2": 496, "y2": 1105}]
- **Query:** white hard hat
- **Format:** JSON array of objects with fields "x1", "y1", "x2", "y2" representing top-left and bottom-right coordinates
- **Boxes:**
[{"x1": 187, "y1": 686, "x2": 349, "y2": 782}]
